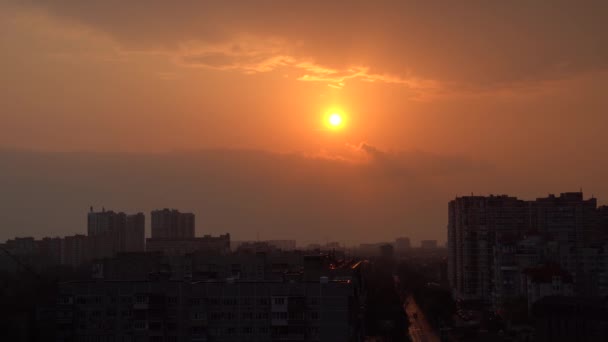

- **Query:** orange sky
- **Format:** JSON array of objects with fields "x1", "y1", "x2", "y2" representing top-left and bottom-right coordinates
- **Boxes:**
[{"x1": 1, "y1": 2, "x2": 608, "y2": 243}]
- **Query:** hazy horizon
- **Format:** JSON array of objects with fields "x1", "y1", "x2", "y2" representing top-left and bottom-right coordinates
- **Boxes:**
[{"x1": 1, "y1": 146, "x2": 605, "y2": 244}]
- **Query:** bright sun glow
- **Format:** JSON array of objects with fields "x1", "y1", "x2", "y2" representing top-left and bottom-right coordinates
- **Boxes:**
[{"x1": 328, "y1": 113, "x2": 343, "y2": 127}]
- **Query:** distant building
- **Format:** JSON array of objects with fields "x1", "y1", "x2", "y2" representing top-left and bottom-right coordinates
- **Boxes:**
[
  {"x1": 420, "y1": 240, "x2": 438, "y2": 249},
  {"x1": 37, "y1": 237, "x2": 62, "y2": 265},
  {"x1": 395, "y1": 237, "x2": 411, "y2": 254},
  {"x1": 5, "y1": 237, "x2": 37, "y2": 255},
  {"x1": 87, "y1": 207, "x2": 146, "y2": 259},
  {"x1": 379, "y1": 244, "x2": 394, "y2": 259},
  {"x1": 324, "y1": 242, "x2": 342, "y2": 250},
  {"x1": 265, "y1": 240, "x2": 297, "y2": 251},
  {"x1": 357, "y1": 242, "x2": 389, "y2": 257},
  {"x1": 235, "y1": 241, "x2": 277, "y2": 254},
  {"x1": 146, "y1": 234, "x2": 231, "y2": 256},
  {"x1": 151, "y1": 209, "x2": 195, "y2": 239},
  {"x1": 61, "y1": 234, "x2": 90, "y2": 267},
  {"x1": 122, "y1": 213, "x2": 145, "y2": 252},
  {"x1": 304, "y1": 243, "x2": 322, "y2": 251}
]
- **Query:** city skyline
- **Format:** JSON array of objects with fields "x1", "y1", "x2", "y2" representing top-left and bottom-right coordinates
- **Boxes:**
[{"x1": 2, "y1": 2, "x2": 608, "y2": 341}]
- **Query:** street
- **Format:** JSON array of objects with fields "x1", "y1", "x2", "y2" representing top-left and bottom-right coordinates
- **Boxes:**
[{"x1": 405, "y1": 294, "x2": 441, "y2": 342}]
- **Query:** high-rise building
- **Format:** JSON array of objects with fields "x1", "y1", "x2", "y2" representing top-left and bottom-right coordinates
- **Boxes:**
[
  {"x1": 448, "y1": 192, "x2": 606, "y2": 308},
  {"x1": 448, "y1": 195, "x2": 529, "y2": 303},
  {"x1": 394, "y1": 237, "x2": 411, "y2": 255},
  {"x1": 87, "y1": 207, "x2": 146, "y2": 258},
  {"x1": 151, "y1": 209, "x2": 195, "y2": 238},
  {"x1": 531, "y1": 192, "x2": 598, "y2": 245},
  {"x1": 121, "y1": 213, "x2": 145, "y2": 252}
]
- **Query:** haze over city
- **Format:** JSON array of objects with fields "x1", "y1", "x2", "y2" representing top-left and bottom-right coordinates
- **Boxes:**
[
  {"x1": 2, "y1": 2, "x2": 608, "y2": 242},
  {"x1": 4, "y1": 2, "x2": 608, "y2": 342}
]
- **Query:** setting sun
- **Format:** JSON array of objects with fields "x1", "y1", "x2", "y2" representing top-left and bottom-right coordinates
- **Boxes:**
[{"x1": 329, "y1": 113, "x2": 343, "y2": 127}]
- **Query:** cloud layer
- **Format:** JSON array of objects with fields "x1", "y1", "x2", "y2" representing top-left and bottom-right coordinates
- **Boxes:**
[{"x1": 12, "y1": 1, "x2": 608, "y2": 91}]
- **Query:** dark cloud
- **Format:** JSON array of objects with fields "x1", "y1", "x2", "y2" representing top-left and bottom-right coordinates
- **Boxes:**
[{"x1": 14, "y1": 1, "x2": 608, "y2": 89}]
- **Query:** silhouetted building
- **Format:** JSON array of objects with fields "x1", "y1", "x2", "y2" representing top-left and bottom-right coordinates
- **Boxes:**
[
  {"x1": 87, "y1": 208, "x2": 146, "y2": 259},
  {"x1": 533, "y1": 296, "x2": 608, "y2": 342},
  {"x1": 420, "y1": 240, "x2": 438, "y2": 249},
  {"x1": 51, "y1": 259, "x2": 366, "y2": 342},
  {"x1": 448, "y1": 192, "x2": 608, "y2": 310},
  {"x1": 235, "y1": 241, "x2": 278, "y2": 254},
  {"x1": 523, "y1": 264, "x2": 574, "y2": 309},
  {"x1": 357, "y1": 243, "x2": 388, "y2": 257},
  {"x1": 61, "y1": 234, "x2": 90, "y2": 267},
  {"x1": 448, "y1": 195, "x2": 529, "y2": 303},
  {"x1": 5, "y1": 237, "x2": 37, "y2": 255},
  {"x1": 266, "y1": 240, "x2": 297, "y2": 251},
  {"x1": 122, "y1": 213, "x2": 145, "y2": 252},
  {"x1": 394, "y1": 237, "x2": 411, "y2": 255},
  {"x1": 146, "y1": 234, "x2": 230, "y2": 256},
  {"x1": 379, "y1": 244, "x2": 394, "y2": 259},
  {"x1": 37, "y1": 237, "x2": 62, "y2": 265},
  {"x1": 151, "y1": 208, "x2": 195, "y2": 239}
]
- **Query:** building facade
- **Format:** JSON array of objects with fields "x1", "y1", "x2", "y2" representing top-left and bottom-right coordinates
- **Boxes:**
[
  {"x1": 448, "y1": 192, "x2": 608, "y2": 310},
  {"x1": 87, "y1": 208, "x2": 146, "y2": 259},
  {"x1": 151, "y1": 209, "x2": 195, "y2": 239}
]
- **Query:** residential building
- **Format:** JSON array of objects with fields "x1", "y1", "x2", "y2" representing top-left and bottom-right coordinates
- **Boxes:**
[
  {"x1": 151, "y1": 209, "x2": 195, "y2": 239},
  {"x1": 522, "y1": 264, "x2": 574, "y2": 309},
  {"x1": 87, "y1": 208, "x2": 146, "y2": 259},
  {"x1": 61, "y1": 234, "x2": 90, "y2": 267},
  {"x1": 532, "y1": 296, "x2": 608, "y2": 342},
  {"x1": 448, "y1": 192, "x2": 608, "y2": 311},
  {"x1": 50, "y1": 255, "x2": 367, "y2": 342}
]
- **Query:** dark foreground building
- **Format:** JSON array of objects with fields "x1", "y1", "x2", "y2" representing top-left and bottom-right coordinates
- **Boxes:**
[
  {"x1": 41, "y1": 254, "x2": 367, "y2": 342},
  {"x1": 533, "y1": 296, "x2": 608, "y2": 342},
  {"x1": 52, "y1": 279, "x2": 361, "y2": 342}
]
